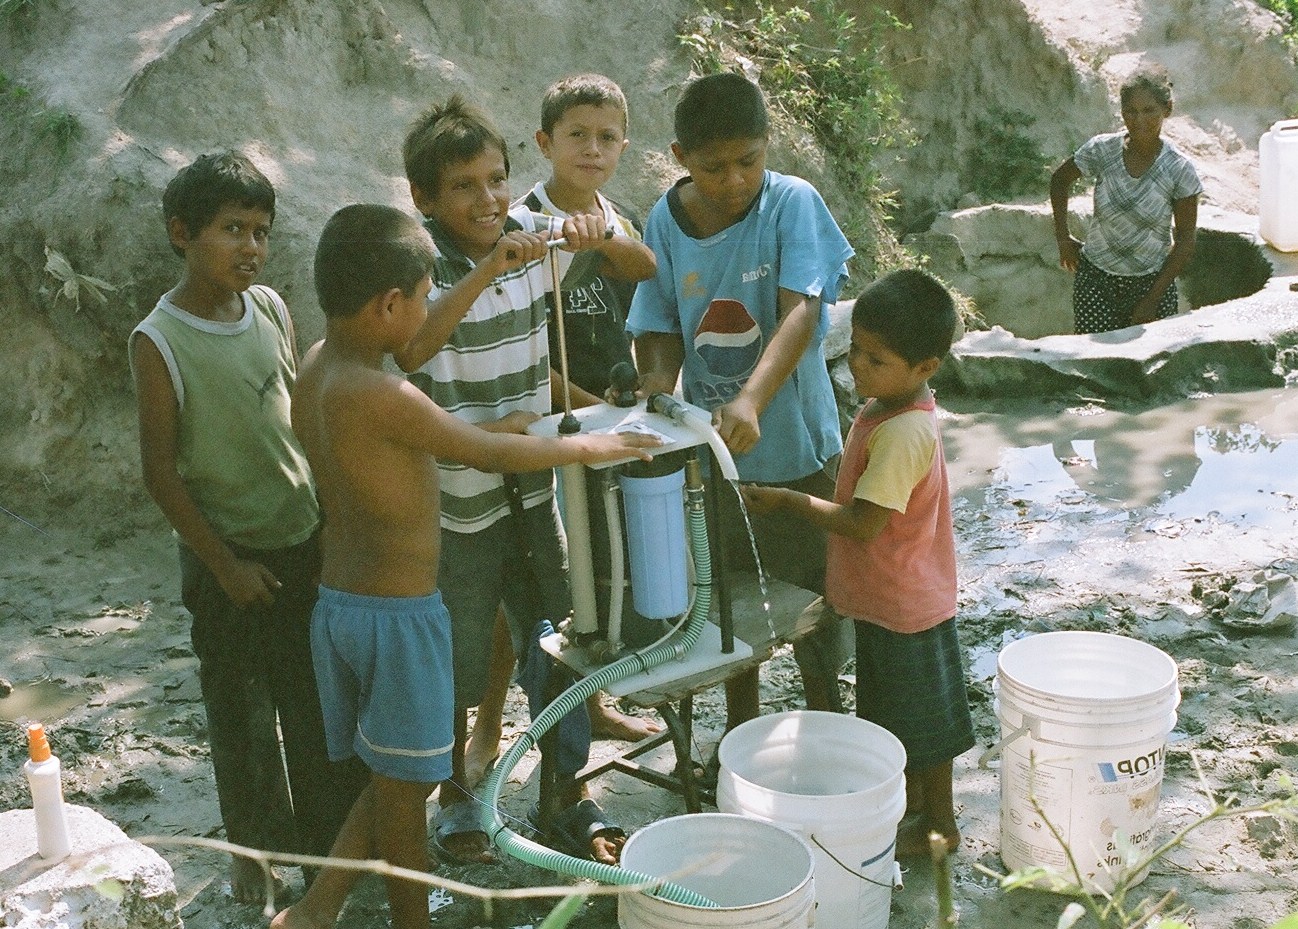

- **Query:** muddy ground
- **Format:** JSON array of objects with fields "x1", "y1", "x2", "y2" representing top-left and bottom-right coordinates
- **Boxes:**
[{"x1": 2, "y1": 392, "x2": 1297, "y2": 929}]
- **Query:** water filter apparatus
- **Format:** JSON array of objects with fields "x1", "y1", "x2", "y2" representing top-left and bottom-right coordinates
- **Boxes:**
[{"x1": 619, "y1": 463, "x2": 689, "y2": 620}]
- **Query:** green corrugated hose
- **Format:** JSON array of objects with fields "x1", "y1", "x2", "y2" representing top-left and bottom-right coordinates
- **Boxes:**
[{"x1": 478, "y1": 460, "x2": 719, "y2": 908}]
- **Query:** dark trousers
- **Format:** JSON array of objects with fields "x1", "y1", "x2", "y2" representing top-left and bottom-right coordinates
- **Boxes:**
[{"x1": 179, "y1": 534, "x2": 367, "y2": 858}]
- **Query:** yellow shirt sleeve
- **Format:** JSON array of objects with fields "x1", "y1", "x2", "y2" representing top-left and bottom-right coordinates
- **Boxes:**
[{"x1": 854, "y1": 410, "x2": 938, "y2": 514}]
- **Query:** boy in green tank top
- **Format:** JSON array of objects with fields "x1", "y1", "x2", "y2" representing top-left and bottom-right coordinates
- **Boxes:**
[{"x1": 129, "y1": 151, "x2": 364, "y2": 904}]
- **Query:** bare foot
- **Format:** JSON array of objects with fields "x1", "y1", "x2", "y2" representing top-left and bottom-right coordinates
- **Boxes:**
[
  {"x1": 895, "y1": 816, "x2": 960, "y2": 859},
  {"x1": 588, "y1": 695, "x2": 663, "y2": 742},
  {"x1": 269, "y1": 903, "x2": 330, "y2": 929},
  {"x1": 590, "y1": 831, "x2": 625, "y2": 866},
  {"x1": 229, "y1": 855, "x2": 279, "y2": 906},
  {"x1": 463, "y1": 729, "x2": 501, "y2": 790}
]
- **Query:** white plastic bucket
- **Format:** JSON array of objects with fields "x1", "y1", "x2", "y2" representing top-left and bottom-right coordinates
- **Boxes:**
[
  {"x1": 618, "y1": 813, "x2": 816, "y2": 928},
  {"x1": 1260, "y1": 119, "x2": 1298, "y2": 252},
  {"x1": 991, "y1": 631, "x2": 1180, "y2": 893},
  {"x1": 716, "y1": 710, "x2": 906, "y2": 929},
  {"x1": 619, "y1": 469, "x2": 689, "y2": 619}
]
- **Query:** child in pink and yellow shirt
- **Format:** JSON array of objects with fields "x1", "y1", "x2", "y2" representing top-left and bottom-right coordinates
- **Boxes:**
[{"x1": 742, "y1": 269, "x2": 974, "y2": 857}]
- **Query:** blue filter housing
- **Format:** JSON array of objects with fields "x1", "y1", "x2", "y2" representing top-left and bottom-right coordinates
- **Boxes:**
[{"x1": 619, "y1": 468, "x2": 689, "y2": 619}]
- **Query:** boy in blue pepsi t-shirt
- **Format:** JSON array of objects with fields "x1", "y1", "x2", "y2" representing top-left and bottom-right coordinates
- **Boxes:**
[{"x1": 628, "y1": 71, "x2": 853, "y2": 723}]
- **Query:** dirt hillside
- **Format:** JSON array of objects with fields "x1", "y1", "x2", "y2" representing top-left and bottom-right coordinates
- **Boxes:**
[
  {"x1": 3, "y1": 3, "x2": 1298, "y2": 928},
  {"x1": 3, "y1": 0, "x2": 1296, "y2": 504}
]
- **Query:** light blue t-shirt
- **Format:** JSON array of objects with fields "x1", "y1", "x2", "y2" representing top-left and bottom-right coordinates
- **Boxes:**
[{"x1": 628, "y1": 170, "x2": 852, "y2": 482}]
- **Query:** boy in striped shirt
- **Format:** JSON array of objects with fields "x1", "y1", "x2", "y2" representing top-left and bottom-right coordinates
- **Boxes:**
[{"x1": 395, "y1": 94, "x2": 655, "y2": 865}]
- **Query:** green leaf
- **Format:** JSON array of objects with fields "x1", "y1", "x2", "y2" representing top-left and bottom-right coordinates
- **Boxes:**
[
  {"x1": 1001, "y1": 866, "x2": 1081, "y2": 895},
  {"x1": 1268, "y1": 914, "x2": 1298, "y2": 929},
  {"x1": 538, "y1": 892, "x2": 588, "y2": 929}
]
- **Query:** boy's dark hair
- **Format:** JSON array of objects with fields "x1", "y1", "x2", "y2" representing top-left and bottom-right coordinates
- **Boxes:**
[
  {"x1": 540, "y1": 73, "x2": 628, "y2": 136},
  {"x1": 852, "y1": 270, "x2": 958, "y2": 366},
  {"x1": 674, "y1": 72, "x2": 768, "y2": 153},
  {"x1": 1120, "y1": 65, "x2": 1173, "y2": 110},
  {"x1": 403, "y1": 94, "x2": 509, "y2": 198},
  {"x1": 313, "y1": 205, "x2": 435, "y2": 319},
  {"x1": 162, "y1": 151, "x2": 275, "y2": 257}
]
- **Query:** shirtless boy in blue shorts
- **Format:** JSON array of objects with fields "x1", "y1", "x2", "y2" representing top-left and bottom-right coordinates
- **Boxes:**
[{"x1": 272, "y1": 204, "x2": 655, "y2": 929}]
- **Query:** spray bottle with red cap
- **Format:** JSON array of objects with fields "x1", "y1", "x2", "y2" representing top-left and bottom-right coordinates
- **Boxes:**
[{"x1": 24, "y1": 722, "x2": 71, "y2": 861}]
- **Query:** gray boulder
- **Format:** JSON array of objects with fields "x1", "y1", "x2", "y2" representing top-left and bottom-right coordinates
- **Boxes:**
[{"x1": 0, "y1": 805, "x2": 182, "y2": 929}]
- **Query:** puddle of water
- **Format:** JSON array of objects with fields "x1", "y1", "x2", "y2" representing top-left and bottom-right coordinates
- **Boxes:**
[
  {"x1": 0, "y1": 679, "x2": 83, "y2": 724},
  {"x1": 967, "y1": 630, "x2": 1032, "y2": 681},
  {"x1": 942, "y1": 388, "x2": 1298, "y2": 530},
  {"x1": 986, "y1": 443, "x2": 1090, "y2": 506},
  {"x1": 1156, "y1": 423, "x2": 1298, "y2": 529},
  {"x1": 80, "y1": 612, "x2": 144, "y2": 635}
]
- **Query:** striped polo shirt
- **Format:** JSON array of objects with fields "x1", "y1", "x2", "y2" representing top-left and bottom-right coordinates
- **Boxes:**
[{"x1": 413, "y1": 206, "x2": 600, "y2": 533}]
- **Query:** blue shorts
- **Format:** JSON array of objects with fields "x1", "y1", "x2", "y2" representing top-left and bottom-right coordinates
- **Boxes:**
[{"x1": 311, "y1": 586, "x2": 454, "y2": 785}]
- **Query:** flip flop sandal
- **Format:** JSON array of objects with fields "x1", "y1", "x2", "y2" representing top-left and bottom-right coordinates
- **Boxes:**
[
  {"x1": 547, "y1": 798, "x2": 626, "y2": 861},
  {"x1": 432, "y1": 800, "x2": 499, "y2": 866},
  {"x1": 469, "y1": 753, "x2": 500, "y2": 792}
]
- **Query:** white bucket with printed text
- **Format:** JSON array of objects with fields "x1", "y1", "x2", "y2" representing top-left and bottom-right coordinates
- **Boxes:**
[
  {"x1": 618, "y1": 812, "x2": 816, "y2": 928},
  {"x1": 990, "y1": 631, "x2": 1180, "y2": 893},
  {"x1": 716, "y1": 710, "x2": 907, "y2": 929}
]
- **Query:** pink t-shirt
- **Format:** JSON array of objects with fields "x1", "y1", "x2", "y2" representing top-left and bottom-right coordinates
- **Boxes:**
[{"x1": 825, "y1": 396, "x2": 957, "y2": 633}]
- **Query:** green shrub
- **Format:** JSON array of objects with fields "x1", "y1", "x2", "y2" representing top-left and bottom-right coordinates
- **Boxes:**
[
  {"x1": 0, "y1": 70, "x2": 32, "y2": 103},
  {"x1": 0, "y1": 71, "x2": 81, "y2": 159},
  {"x1": 36, "y1": 108, "x2": 82, "y2": 155},
  {"x1": 679, "y1": 1, "x2": 909, "y2": 198},
  {"x1": 0, "y1": 0, "x2": 36, "y2": 19},
  {"x1": 678, "y1": 1, "x2": 913, "y2": 274},
  {"x1": 962, "y1": 106, "x2": 1051, "y2": 203},
  {"x1": 1256, "y1": 0, "x2": 1298, "y2": 42}
]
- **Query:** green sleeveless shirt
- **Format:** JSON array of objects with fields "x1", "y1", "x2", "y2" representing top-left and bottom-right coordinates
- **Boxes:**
[{"x1": 130, "y1": 284, "x2": 318, "y2": 549}]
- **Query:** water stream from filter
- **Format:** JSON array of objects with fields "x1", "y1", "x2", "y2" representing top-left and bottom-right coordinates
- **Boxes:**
[{"x1": 729, "y1": 479, "x2": 775, "y2": 638}]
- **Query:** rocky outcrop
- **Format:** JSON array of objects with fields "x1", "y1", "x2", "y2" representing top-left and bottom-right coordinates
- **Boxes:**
[
  {"x1": 877, "y1": 0, "x2": 1298, "y2": 226},
  {"x1": 826, "y1": 205, "x2": 1298, "y2": 403},
  {"x1": 0, "y1": 805, "x2": 182, "y2": 929},
  {"x1": 907, "y1": 203, "x2": 1278, "y2": 339},
  {"x1": 932, "y1": 279, "x2": 1298, "y2": 401},
  {"x1": 876, "y1": 0, "x2": 1109, "y2": 229},
  {"x1": 910, "y1": 203, "x2": 1076, "y2": 339}
]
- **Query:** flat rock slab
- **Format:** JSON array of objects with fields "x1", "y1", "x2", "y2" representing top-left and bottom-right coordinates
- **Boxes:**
[
  {"x1": 0, "y1": 805, "x2": 182, "y2": 929},
  {"x1": 897, "y1": 205, "x2": 1298, "y2": 401},
  {"x1": 935, "y1": 281, "x2": 1298, "y2": 400}
]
